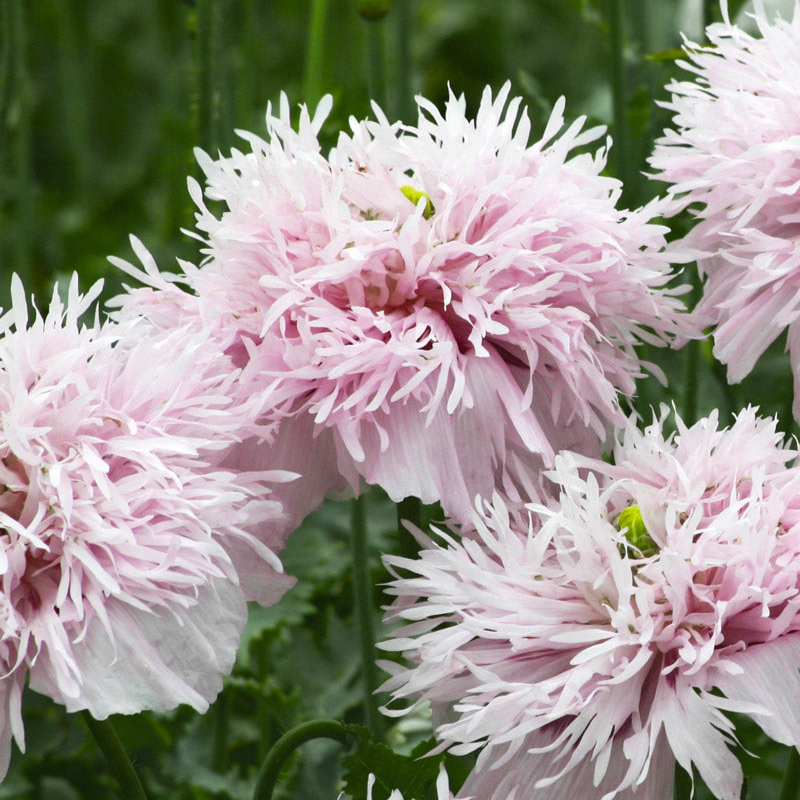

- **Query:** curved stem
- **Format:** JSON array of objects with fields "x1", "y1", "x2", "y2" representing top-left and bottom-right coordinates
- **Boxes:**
[
  {"x1": 351, "y1": 494, "x2": 383, "y2": 737},
  {"x1": 252, "y1": 719, "x2": 354, "y2": 800},
  {"x1": 82, "y1": 712, "x2": 148, "y2": 800}
]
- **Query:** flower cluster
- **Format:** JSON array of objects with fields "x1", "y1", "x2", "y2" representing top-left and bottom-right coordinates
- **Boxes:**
[
  {"x1": 0, "y1": 276, "x2": 292, "y2": 777},
  {"x1": 650, "y1": 2, "x2": 800, "y2": 413},
  {"x1": 18, "y1": 5, "x2": 800, "y2": 795},
  {"x1": 381, "y1": 408, "x2": 800, "y2": 800},
  {"x1": 113, "y1": 84, "x2": 689, "y2": 522}
]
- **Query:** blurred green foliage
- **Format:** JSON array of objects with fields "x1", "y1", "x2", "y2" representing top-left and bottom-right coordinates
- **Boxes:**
[{"x1": 1, "y1": 0, "x2": 696, "y2": 307}]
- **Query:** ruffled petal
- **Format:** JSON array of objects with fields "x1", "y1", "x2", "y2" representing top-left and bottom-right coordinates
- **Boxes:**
[
  {"x1": 714, "y1": 633, "x2": 800, "y2": 747},
  {"x1": 460, "y1": 728, "x2": 674, "y2": 800},
  {"x1": 29, "y1": 580, "x2": 246, "y2": 717}
]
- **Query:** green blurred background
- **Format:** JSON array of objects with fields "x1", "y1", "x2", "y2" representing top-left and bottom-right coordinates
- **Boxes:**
[{"x1": 1, "y1": 0, "x2": 712, "y2": 309}]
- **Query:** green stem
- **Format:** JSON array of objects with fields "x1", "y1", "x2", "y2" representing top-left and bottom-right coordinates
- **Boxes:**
[
  {"x1": 252, "y1": 719, "x2": 354, "y2": 800},
  {"x1": 605, "y1": 0, "x2": 634, "y2": 203},
  {"x1": 628, "y1": 0, "x2": 648, "y2": 54},
  {"x1": 779, "y1": 748, "x2": 800, "y2": 800},
  {"x1": 53, "y1": 0, "x2": 90, "y2": 197},
  {"x1": 703, "y1": 0, "x2": 715, "y2": 29},
  {"x1": 396, "y1": 496, "x2": 421, "y2": 559},
  {"x1": 212, "y1": 690, "x2": 229, "y2": 772},
  {"x1": 0, "y1": 2, "x2": 10, "y2": 127},
  {"x1": 783, "y1": 387, "x2": 799, "y2": 441},
  {"x1": 9, "y1": 0, "x2": 31, "y2": 292},
  {"x1": 682, "y1": 269, "x2": 703, "y2": 426},
  {"x1": 673, "y1": 764, "x2": 691, "y2": 800},
  {"x1": 303, "y1": 0, "x2": 329, "y2": 106},
  {"x1": 196, "y1": 0, "x2": 220, "y2": 153},
  {"x1": 367, "y1": 20, "x2": 388, "y2": 111},
  {"x1": 709, "y1": 355, "x2": 740, "y2": 425},
  {"x1": 351, "y1": 494, "x2": 383, "y2": 737},
  {"x1": 82, "y1": 712, "x2": 148, "y2": 800},
  {"x1": 393, "y1": 0, "x2": 414, "y2": 122},
  {"x1": 239, "y1": 0, "x2": 259, "y2": 120}
]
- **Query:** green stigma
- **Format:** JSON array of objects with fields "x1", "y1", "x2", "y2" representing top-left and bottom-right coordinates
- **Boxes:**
[
  {"x1": 400, "y1": 185, "x2": 435, "y2": 219},
  {"x1": 616, "y1": 505, "x2": 657, "y2": 558}
]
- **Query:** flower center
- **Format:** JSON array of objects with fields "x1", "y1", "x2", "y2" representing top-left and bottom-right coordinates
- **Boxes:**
[
  {"x1": 616, "y1": 505, "x2": 658, "y2": 558},
  {"x1": 400, "y1": 185, "x2": 435, "y2": 219}
]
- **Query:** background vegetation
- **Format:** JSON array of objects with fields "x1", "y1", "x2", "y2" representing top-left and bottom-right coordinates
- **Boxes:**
[{"x1": 0, "y1": 1, "x2": 794, "y2": 798}]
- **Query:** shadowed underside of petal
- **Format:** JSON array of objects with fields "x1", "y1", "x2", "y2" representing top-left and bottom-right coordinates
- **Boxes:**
[{"x1": 346, "y1": 355, "x2": 558, "y2": 520}]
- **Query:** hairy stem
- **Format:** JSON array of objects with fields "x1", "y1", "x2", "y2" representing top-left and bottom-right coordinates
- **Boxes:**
[
  {"x1": 82, "y1": 712, "x2": 148, "y2": 800},
  {"x1": 252, "y1": 719, "x2": 354, "y2": 800}
]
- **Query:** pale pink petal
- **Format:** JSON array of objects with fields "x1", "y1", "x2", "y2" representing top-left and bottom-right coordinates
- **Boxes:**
[
  {"x1": 29, "y1": 580, "x2": 246, "y2": 717},
  {"x1": 461, "y1": 729, "x2": 674, "y2": 800},
  {"x1": 223, "y1": 416, "x2": 348, "y2": 603},
  {"x1": 714, "y1": 633, "x2": 800, "y2": 746}
]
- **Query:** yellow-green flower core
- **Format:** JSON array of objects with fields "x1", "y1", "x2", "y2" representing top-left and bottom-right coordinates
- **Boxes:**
[
  {"x1": 400, "y1": 185, "x2": 435, "y2": 219},
  {"x1": 616, "y1": 505, "x2": 658, "y2": 557}
]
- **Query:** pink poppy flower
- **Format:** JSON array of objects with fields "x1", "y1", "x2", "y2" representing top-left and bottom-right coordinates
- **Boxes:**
[
  {"x1": 380, "y1": 407, "x2": 800, "y2": 800},
  {"x1": 0, "y1": 276, "x2": 291, "y2": 779},
  {"x1": 649, "y1": 2, "x2": 800, "y2": 414},
  {"x1": 112, "y1": 83, "x2": 689, "y2": 523}
]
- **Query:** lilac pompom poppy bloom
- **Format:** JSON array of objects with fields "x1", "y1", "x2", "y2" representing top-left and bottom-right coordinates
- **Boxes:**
[
  {"x1": 0, "y1": 276, "x2": 292, "y2": 779},
  {"x1": 380, "y1": 407, "x2": 800, "y2": 800},
  {"x1": 113, "y1": 83, "x2": 689, "y2": 523},
  {"x1": 650, "y1": 2, "x2": 800, "y2": 414}
]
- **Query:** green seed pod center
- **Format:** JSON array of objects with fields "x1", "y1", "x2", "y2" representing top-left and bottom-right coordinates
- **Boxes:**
[
  {"x1": 400, "y1": 185, "x2": 435, "y2": 219},
  {"x1": 616, "y1": 505, "x2": 658, "y2": 558}
]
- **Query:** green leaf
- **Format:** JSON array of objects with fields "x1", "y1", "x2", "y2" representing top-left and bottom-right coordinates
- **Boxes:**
[{"x1": 341, "y1": 729, "x2": 444, "y2": 800}]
